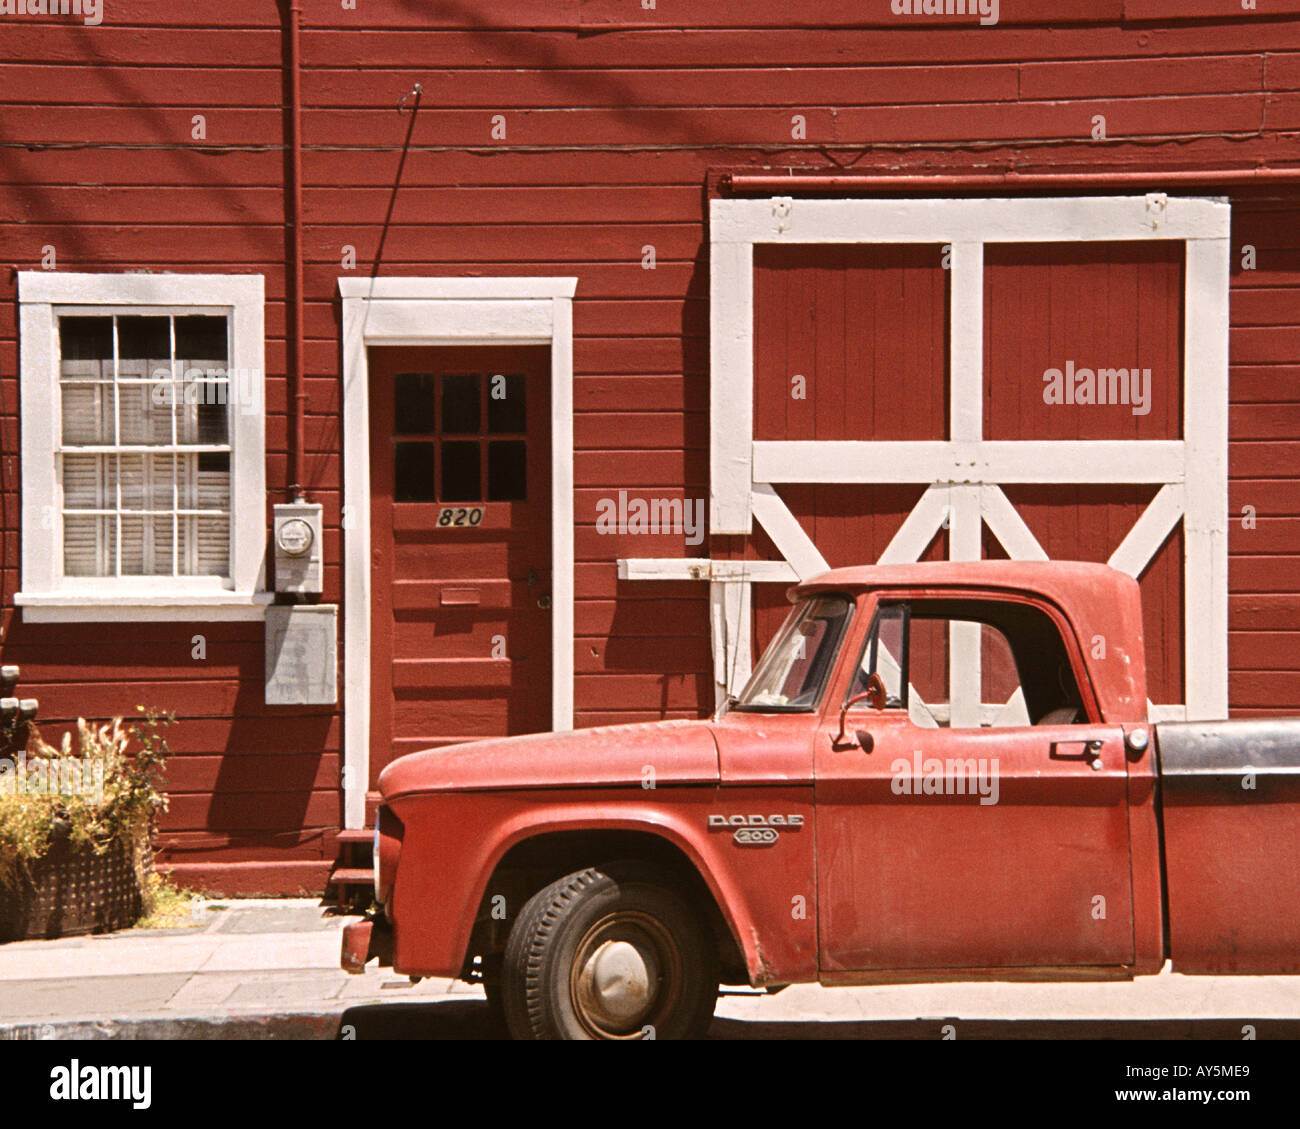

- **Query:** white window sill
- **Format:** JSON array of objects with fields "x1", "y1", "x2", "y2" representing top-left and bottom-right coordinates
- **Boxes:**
[{"x1": 14, "y1": 590, "x2": 274, "y2": 623}]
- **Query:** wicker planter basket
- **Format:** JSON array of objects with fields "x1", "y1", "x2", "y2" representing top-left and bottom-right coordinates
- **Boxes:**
[{"x1": 0, "y1": 827, "x2": 149, "y2": 943}]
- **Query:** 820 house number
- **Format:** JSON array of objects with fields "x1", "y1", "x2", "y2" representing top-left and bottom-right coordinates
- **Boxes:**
[{"x1": 437, "y1": 506, "x2": 485, "y2": 528}]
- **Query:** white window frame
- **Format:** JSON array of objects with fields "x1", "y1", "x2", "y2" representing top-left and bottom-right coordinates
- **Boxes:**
[
  {"x1": 623, "y1": 194, "x2": 1231, "y2": 723},
  {"x1": 16, "y1": 272, "x2": 269, "y2": 621}
]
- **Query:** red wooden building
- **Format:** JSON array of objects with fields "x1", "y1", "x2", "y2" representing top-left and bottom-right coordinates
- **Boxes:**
[{"x1": 1, "y1": 1, "x2": 1298, "y2": 894}]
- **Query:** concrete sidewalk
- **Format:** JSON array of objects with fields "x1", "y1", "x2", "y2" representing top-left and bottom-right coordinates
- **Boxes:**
[
  {"x1": 2, "y1": 899, "x2": 1300, "y2": 1039},
  {"x1": 0, "y1": 899, "x2": 480, "y2": 1039}
]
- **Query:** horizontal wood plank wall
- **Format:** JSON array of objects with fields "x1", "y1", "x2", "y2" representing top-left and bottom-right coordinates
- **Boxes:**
[
  {"x1": 1, "y1": 6, "x2": 1298, "y2": 890},
  {"x1": 1229, "y1": 203, "x2": 1300, "y2": 717}
]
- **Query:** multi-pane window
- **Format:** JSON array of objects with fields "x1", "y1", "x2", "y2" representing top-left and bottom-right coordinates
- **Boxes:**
[
  {"x1": 392, "y1": 370, "x2": 528, "y2": 504},
  {"x1": 58, "y1": 313, "x2": 232, "y2": 578}
]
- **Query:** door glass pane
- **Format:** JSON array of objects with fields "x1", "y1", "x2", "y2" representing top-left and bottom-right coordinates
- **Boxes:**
[
  {"x1": 487, "y1": 374, "x2": 526, "y2": 433},
  {"x1": 441, "y1": 441, "x2": 481, "y2": 502},
  {"x1": 487, "y1": 440, "x2": 526, "y2": 501},
  {"x1": 440, "y1": 373, "x2": 480, "y2": 434},
  {"x1": 394, "y1": 373, "x2": 438, "y2": 435},
  {"x1": 394, "y1": 441, "x2": 437, "y2": 502}
]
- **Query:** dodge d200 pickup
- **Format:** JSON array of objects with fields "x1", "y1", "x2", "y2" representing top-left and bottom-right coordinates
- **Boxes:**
[{"x1": 343, "y1": 560, "x2": 1300, "y2": 1040}]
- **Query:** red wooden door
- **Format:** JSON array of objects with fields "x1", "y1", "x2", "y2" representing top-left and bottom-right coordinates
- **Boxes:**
[{"x1": 368, "y1": 345, "x2": 552, "y2": 786}]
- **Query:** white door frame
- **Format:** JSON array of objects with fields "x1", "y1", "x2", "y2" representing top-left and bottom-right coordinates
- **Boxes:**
[
  {"x1": 623, "y1": 194, "x2": 1231, "y2": 723},
  {"x1": 339, "y1": 277, "x2": 577, "y2": 829}
]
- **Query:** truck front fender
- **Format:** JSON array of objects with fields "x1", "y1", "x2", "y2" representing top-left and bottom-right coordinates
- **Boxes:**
[{"x1": 386, "y1": 786, "x2": 818, "y2": 987}]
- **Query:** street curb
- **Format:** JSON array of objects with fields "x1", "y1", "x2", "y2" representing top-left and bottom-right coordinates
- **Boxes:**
[{"x1": 0, "y1": 1011, "x2": 345, "y2": 1041}]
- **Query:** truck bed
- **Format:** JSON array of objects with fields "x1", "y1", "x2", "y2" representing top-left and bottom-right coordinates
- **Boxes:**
[{"x1": 1156, "y1": 719, "x2": 1300, "y2": 973}]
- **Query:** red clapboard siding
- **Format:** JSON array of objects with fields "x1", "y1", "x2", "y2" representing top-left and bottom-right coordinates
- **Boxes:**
[
  {"x1": 163, "y1": 790, "x2": 339, "y2": 834},
  {"x1": 301, "y1": 64, "x2": 1023, "y2": 108},
  {"x1": 296, "y1": 26, "x2": 1297, "y2": 72},
  {"x1": 1124, "y1": 0, "x2": 1300, "y2": 17},
  {"x1": 315, "y1": 1, "x2": 1121, "y2": 34},
  {"x1": 0, "y1": 65, "x2": 285, "y2": 106},
  {"x1": 575, "y1": 378, "x2": 697, "y2": 412},
  {"x1": 7, "y1": 101, "x2": 1271, "y2": 152},
  {"x1": 7, "y1": 22, "x2": 1300, "y2": 72},
  {"x1": 1230, "y1": 633, "x2": 1300, "y2": 670},
  {"x1": 577, "y1": 635, "x2": 712, "y2": 675},
  {"x1": 1018, "y1": 55, "x2": 1263, "y2": 99},
  {"x1": 1227, "y1": 203, "x2": 1300, "y2": 706},
  {"x1": 164, "y1": 755, "x2": 341, "y2": 795},
  {"x1": 1232, "y1": 596, "x2": 1300, "y2": 631},
  {"x1": 157, "y1": 831, "x2": 336, "y2": 862}
]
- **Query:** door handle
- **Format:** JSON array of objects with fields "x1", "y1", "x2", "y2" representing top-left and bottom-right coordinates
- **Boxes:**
[
  {"x1": 537, "y1": 594, "x2": 551, "y2": 610},
  {"x1": 1050, "y1": 738, "x2": 1105, "y2": 769}
]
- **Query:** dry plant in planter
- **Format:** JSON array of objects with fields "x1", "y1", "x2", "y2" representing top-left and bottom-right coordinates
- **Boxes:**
[{"x1": 0, "y1": 707, "x2": 172, "y2": 941}]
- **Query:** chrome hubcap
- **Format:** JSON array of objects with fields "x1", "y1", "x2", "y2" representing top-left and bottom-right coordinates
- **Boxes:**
[
  {"x1": 577, "y1": 939, "x2": 657, "y2": 1027},
  {"x1": 570, "y1": 912, "x2": 680, "y2": 1038}
]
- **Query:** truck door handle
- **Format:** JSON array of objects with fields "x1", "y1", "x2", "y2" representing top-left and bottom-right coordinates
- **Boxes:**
[{"x1": 1050, "y1": 738, "x2": 1105, "y2": 770}]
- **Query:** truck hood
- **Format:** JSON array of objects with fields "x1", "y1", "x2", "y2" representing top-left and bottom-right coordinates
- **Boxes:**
[{"x1": 376, "y1": 719, "x2": 720, "y2": 799}]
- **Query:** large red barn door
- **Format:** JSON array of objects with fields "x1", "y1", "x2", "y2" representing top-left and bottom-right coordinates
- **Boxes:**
[
  {"x1": 738, "y1": 236, "x2": 1188, "y2": 716},
  {"x1": 368, "y1": 345, "x2": 552, "y2": 785}
]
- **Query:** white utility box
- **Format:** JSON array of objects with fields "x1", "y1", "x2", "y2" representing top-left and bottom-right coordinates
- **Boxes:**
[
  {"x1": 272, "y1": 502, "x2": 323, "y2": 594},
  {"x1": 265, "y1": 604, "x2": 337, "y2": 706}
]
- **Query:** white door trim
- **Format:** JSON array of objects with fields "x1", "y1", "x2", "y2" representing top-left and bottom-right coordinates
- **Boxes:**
[{"x1": 339, "y1": 276, "x2": 577, "y2": 829}]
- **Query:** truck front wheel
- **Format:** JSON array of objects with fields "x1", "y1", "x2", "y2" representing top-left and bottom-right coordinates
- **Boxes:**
[{"x1": 500, "y1": 865, "x2": 718, "y2": 1040}]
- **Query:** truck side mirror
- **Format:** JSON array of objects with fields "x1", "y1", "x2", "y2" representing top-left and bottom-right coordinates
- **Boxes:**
[{"x1": 833, "y1": 674, "x2": 888, "y2": 748}]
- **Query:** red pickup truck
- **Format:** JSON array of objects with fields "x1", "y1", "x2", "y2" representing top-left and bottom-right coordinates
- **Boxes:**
[{"x1": 343, "y1": 560, "x2": 1300, "y2": 1040}]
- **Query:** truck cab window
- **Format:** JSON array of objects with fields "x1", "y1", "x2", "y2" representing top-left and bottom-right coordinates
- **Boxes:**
[{"x1": 854, "y1": 598, "x2": 1089, "y2": 728}]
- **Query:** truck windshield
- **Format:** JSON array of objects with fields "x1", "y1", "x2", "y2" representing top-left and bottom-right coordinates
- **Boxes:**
[{"x1": 733, "y1": 595, "x2": 853, "y2": 712}]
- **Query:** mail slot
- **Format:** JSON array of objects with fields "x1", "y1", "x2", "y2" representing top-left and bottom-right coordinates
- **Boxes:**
[{"x1": 441, "y1": 587, "x2": 480, "y2": 606}]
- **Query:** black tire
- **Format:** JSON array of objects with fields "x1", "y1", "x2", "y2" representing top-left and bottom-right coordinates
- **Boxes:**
[{"x1": 500, "y1": 865, "x2": 719, "y2": 1040}]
